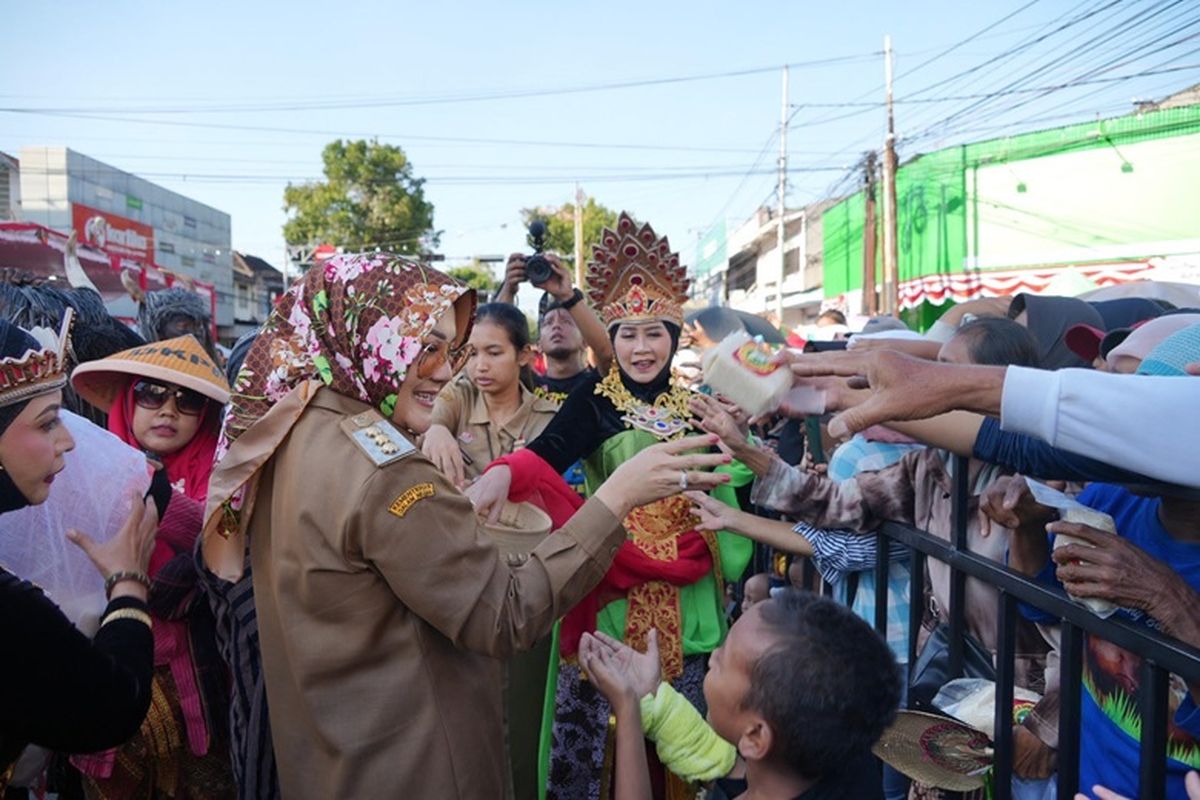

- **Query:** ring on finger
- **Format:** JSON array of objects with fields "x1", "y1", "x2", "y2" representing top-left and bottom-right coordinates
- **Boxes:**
[{"x1": 679, "y1": 470, "x2": 689, "y2": 491}]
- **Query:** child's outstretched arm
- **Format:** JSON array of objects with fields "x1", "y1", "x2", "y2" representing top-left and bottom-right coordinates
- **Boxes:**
[
  {"x1": 580, "y1": 632, "x2": 654, "y2": 800},
  {"x1": 581, "y1": 630, "x2": 738, "y2": 787}
]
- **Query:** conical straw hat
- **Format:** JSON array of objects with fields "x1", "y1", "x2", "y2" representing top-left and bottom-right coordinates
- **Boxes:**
[
  {"x1": 872, "y1": 710, "x2": 992, "y2": 791},
  {"x1": 72, "y1": 334, "x2": 230, "y2": 411}
]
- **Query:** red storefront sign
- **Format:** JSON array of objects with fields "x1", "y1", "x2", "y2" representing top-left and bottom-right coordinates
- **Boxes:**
[{"x1": 71, "y1": 202, "x2": 155, "y2": 263}]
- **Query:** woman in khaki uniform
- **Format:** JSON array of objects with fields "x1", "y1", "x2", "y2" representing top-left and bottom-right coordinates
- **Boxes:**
[
  {"x1": 424, "y1": 301, "x2": 562, "y2": 798},
  {"x1": 200, "y1": 253, "x2": 731, "y2": 800},
  {"x1": 424, "y1": 302, "x2": 559, "y2": 488}
]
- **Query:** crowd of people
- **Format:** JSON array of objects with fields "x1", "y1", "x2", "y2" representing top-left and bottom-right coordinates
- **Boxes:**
[{"x1": 0, "y1": 214, "x2": 1198, "y2": 800}]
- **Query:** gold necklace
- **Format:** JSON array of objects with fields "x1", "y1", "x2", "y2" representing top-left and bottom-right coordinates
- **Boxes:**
[{"x1": 595, "y1": 363, "x2": 692, "y2": 440}]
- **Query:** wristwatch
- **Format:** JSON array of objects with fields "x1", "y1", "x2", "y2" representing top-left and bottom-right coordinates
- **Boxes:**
[{"x1": 558, "y1": 288, "x2": 584, "y2": 311}]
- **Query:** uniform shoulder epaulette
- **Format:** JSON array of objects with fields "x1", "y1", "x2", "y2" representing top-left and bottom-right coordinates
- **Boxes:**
[{"x1": 339, "y1": 409, "x2": 417, "y2": 468}]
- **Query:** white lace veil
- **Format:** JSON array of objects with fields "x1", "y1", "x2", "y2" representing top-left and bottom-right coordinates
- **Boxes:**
[{"x1": 0, "y1": 411, "x2": 149, "y2": 634}]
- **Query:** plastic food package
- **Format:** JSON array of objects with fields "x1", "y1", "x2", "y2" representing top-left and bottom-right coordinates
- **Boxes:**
[
  {"x1": 0, "y1": 411, "x2": 149, "y2": 634},
  {"x1": 1024, "y1": 478, "x2": 1119, "y2": 617},
  {"x1": 701, "y1": 331, "x2": 794, "y2": 418},
  {"x1": 933, "y1": 677, "x2": 1041, "y2": 740}
]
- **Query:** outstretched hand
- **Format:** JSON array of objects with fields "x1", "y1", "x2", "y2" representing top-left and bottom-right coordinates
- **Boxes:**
[
  {"x1": 780, "y1": 350, "x2": 1005, "y2": 438},
  {"x1": 580, "y1": 629, "x2": 662, "y2": 707},
  {"x1": 686, "y1": 490, "x2": 740, "y2": 532},
  {"x1": 595, "y1": 434, "x2": 731, "y2": 519},
  {"x1": 980, "y1": 475, "x2": 1054, "y2": 532},
  {"x1": 688, "y1": 394, "x2": 747, "y2": 457}
]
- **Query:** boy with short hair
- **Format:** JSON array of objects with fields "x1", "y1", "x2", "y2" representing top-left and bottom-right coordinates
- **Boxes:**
[{"x1": 581, "y1": 589, "x2": 901, "y2": 800}]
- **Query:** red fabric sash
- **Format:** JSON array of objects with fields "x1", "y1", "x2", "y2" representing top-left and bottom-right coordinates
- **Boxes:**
[
  {"x1": 488, "y1": 449, "x2": 713, "y2": 657},
  {"x1": 493, "y1": 448, "x2": 585, "y2": 526}
]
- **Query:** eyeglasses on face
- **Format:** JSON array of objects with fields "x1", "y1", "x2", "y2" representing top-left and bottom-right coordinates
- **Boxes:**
[
  {"x1": 414, "y1": 339, "x2": 473, "y2": 379},
  {"x1": 131, "y1": 379, "x2": 209, "y2": 416}
]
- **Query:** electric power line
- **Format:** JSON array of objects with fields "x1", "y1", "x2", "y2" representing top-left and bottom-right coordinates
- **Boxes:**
[{"x1": 2, "y1": 54, "x2": 883, "y2": 116}]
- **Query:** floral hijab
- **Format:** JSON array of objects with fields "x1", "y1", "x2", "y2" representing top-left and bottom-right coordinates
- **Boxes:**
[{"x1": 202, "y1": 253, "x2": 474, "y2": 580}]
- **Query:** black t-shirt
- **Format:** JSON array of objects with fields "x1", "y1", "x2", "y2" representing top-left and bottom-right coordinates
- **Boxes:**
[{"x1": 531, "y1": 366, "x2": 599, "y2": 406}]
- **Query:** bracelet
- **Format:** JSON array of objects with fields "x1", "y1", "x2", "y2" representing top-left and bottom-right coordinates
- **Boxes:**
[
  {"x1": 559, "y1": 288, "x2": 584, "y2": 311},
  {"x1": 100, "y1": 607, "x2": 152, "y2": 630},
  {"x1": 104, "y1": 570, "x2": 151, "y2": 599}
]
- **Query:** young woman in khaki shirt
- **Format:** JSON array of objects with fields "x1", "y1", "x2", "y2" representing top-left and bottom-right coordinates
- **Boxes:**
[{"x1": 423, "y1": 303, "x2": 560, "y2": 488}]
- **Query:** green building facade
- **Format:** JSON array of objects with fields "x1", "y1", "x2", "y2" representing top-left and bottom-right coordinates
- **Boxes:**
[{"x1": 822, "y1": 103, "x2": 1200, "y2": 327}]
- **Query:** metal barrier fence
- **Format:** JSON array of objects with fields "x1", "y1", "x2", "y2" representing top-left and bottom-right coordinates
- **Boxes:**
[{"x1": 871, "y1": 455, "x2": 1200, "y2": 800}]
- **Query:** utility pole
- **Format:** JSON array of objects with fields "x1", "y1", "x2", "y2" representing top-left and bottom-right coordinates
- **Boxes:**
[
  {"x1": 775, "y1": 65, "x2": 789, "y2": 323},
  {"x1": 862, "y1": 151, "x2": 878, "y2": 316},
  {"x1": 798, "y1": 209, "x2": 808, "y2": 291},
  {"x1": 880, "y1": 34, "x2": 899, "y2": 316},
  {"x1": 573, "y1": 184, "x2": 585, "y2": 287}
]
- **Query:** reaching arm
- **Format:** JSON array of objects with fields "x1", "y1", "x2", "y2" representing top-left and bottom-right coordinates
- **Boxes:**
[
  {"x1": 748, "y1": 451, "x2": 918, "y2": 532},
  {"x1": 972, "y1": 416, "x2": 1155, "y2": 484},
  {"x1": 688, "y1": 491, "x2": 814, "y2": 556},
  {"x1": 1001, "y1": 366, "x2": 1200, "y2": 488},
  {"x1": 541, "y1": 253, "x2": 613, "y2": 374},
  {"x1": 780, "y1": 351, "x2": 1006, "y2": 439},
  {"x1": 783, "y1": 352, "x2": 1200, "y2": 488},
  {"x1": 493, "y1": 253, "x2": 524, "y2": 304},
  {"x1": 581, "y1": 630, "x2": 736, "y2": 789},
  {"x1": 883, "y1": 411, "x2": 984, "y2": 458},
  {"x1": 354, "y1": 458, "x2": 625, "y2": 658}
]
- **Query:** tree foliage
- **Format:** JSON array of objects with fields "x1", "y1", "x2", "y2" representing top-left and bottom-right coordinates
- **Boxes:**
[
  {"x1": 447, "y1": 261, "x2": 498, "y2": 294},
  {"x1": 283, "y1": 139, "x2": 438, "y2": 255},
  {"x1": 519, "y1": 197, "x2": 626, "y2": 259}
]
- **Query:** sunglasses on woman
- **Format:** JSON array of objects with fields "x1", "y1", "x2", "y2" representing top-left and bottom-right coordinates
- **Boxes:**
[
  {"x1": 414, "y1": 339, "x2": 473, "y2": 379},
  {"x1": 132, "y1": 379, "x2": 209, "y2": 416}
]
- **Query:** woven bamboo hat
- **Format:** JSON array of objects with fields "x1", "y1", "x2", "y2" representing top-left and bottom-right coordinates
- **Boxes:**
[
  {"x1": 480, "y1": 501, "x2": 553, "y2": 566},
  {"x1": 872, "y1": 710, "x2": 992, "y2": 791},
  {"x1": 71, "y1": 334, "x2": 231, "y2": 412}
]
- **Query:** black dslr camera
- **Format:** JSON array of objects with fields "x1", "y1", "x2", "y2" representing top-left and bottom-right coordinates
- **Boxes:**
[{"x1": 524, "y1": 220, "x2": 554, "y2": 287}]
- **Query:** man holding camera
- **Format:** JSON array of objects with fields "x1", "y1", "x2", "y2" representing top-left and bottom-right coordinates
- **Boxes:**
[{"x1": 494, "y1": 251, "x2": 612, "y2": 402}]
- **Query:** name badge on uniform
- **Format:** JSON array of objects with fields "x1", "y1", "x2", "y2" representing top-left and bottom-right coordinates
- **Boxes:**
[{"x1": 339, "y1": 411, "x2": 417, "y2": 467}]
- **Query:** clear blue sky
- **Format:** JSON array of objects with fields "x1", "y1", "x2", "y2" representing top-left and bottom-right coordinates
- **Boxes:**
[{"x1": 3, "y1": 0, "x2": 1196, "y2": 308}]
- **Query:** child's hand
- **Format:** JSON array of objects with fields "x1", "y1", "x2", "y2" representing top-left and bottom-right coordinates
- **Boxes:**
[
  {"x1": 686, "y1": 490, "x2": 741, "y2": 533},
  {"x1": 580, "y1": 629, "x2": 663, "y2": 709}
]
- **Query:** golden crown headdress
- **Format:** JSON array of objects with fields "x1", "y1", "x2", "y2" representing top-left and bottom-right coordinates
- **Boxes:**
[
  {"x1": 0, "y1": 308, "x2": 73, "y2": 408},
  {"x1": 586, "y1": 213, "x2": 689, "y2": 329}
]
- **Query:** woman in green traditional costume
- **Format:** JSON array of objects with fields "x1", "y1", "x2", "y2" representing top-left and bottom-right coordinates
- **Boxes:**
[{"x1": 469, "y1": 214, "x2": 753, "y2": 800}]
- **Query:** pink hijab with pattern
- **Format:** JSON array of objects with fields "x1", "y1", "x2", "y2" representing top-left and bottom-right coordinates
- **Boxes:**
[{"x1": 201, "y1": 252, "x2": 474, "y2": 580}]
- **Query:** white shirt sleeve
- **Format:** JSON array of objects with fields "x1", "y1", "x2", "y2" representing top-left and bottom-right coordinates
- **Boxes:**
[{"x1": 1001, "y1": 366, "x2": 1200, "y2": 488}]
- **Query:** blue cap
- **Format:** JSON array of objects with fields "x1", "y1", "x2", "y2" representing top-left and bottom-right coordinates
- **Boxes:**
[{"x1": 1136, "y1": 323, "x2": 1200, "y2": 377}]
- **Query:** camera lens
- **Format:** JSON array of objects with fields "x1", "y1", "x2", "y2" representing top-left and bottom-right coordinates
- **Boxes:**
[{"x1": 525, "y1": 254, "x2": 553, "y2": 286}]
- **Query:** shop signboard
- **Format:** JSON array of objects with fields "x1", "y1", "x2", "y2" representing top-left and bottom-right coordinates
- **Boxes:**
[{"x1": 72, "y1": 201, "x2": 155, "y2": 264}]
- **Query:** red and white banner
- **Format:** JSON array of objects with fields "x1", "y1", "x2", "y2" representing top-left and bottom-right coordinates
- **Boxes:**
[
  {"x1": 894, "y1": 262, "x2": 1157, "y2": 310},
  {"x1": 72, "y1": 202, "x2": 155, "y2": 264}
]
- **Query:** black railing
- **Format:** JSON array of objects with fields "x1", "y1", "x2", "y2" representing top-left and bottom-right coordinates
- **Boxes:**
[{"x1": 870, "y1": 456, "x2": 1200, "y2": 800}]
